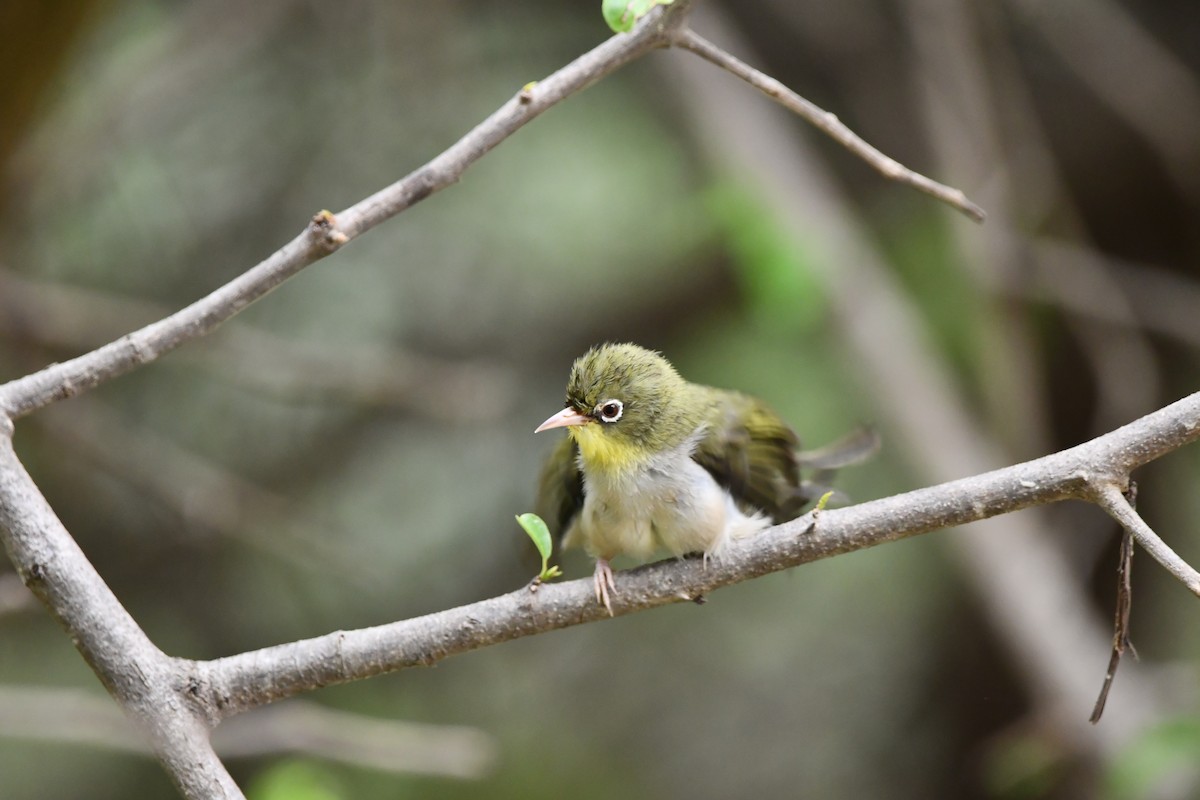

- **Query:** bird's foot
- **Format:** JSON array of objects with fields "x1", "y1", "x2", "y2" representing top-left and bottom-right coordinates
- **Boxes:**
[{"x1": 593, "y1": 558, "x2": 616, "y2": 616}]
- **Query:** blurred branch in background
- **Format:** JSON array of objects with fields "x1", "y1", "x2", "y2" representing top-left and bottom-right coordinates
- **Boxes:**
[
  {"x1": 905, "y1": 0, "x2": 1163, "y2": 437},
  {"x1": 34, "y1": 400, "x2": 380, "y2": 590},
  {"x1": 0, "y1": 686, "x2": 496, "y2": 780},
  {"x1": 1027, "y1": 241, "x2": 1200, "y2": 355},
  {"x1": 1004, "y1": 0, "x2": 1200, "y2": 203},
  {"x1": 0, "y1": 267, "x2": 517, "y2": 421},
  {"x1": 669, "y1": 1, "x2": 1163, "y2": 764},
  {"x1": 1023, "y1": 241, "x2": 1161, "y2": 432}
]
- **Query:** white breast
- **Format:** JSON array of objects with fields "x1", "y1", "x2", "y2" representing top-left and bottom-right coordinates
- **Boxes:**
[{"x1": 563, "y1": 438, "x2": 768, "y2": 562}]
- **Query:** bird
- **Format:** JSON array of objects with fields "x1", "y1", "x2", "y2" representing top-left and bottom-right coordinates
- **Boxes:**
[{"x1": 533, "y1": 342, "x2": 877, "y2": 614}]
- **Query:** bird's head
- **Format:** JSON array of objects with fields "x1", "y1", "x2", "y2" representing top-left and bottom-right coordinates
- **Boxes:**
[{"x1": 535, "y1": 343, "x2": 695, "y2": 472}]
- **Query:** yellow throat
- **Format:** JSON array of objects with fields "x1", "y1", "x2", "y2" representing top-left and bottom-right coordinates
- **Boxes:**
[{"x1": 569, "y1": 423, "x2": 647, "y2": 476}]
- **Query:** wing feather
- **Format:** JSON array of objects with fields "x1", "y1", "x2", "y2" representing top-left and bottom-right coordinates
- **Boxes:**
[
  {"x1": 691, "y1": 391, "x2": 804, "y2": 523},
  {"x1": 534, "y1": 435, "x2": 585, "y2": 543}
]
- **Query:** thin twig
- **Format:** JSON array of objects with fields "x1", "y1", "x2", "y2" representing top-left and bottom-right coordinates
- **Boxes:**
[
  {"x1": 1093, "y1": 482, "x2": 1200, "y2": 598},
  {"x1": 1091, "y1": 484, "x2": 1137, "y2": 724},
  {"x1": 670, "y1": 27, "x2": 987, "y2": 222}
]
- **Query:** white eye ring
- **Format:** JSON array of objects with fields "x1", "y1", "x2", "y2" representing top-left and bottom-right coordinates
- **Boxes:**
[{"x1": 596, "y1": 399, "x2": 623, "y2": 423}]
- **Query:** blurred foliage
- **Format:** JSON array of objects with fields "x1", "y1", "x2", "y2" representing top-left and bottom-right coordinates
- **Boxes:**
[
  {"x1": 704, "y1": 179, "x2": 828, "y2": 334},
  {"x1": 248, "y1": 761, "x2": 345, "y2": 800},
  {"x1": 2, "y1": 1, "x2": 1200, "y2": 799},
  {"x1": 982, "y1": 731, "x2": 1066, "y2": 800},
  {"x1": 1105, "y1": 717, "x2": 1200, "y2": 800}
]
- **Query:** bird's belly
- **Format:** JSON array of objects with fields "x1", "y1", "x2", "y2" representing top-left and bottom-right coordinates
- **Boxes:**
[{"x1": 568, "y1": 459, "x2": 765, "y2": 561}]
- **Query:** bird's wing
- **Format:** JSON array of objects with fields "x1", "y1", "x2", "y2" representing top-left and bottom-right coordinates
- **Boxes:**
[
  {"x1": 534, "y1": 434, "x2": 585, "y2": 542},
  {"x1": 691, "y1": 391, "x2": 804, "y2": 523}
]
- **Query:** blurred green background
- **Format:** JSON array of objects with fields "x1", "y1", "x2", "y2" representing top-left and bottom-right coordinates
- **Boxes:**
[{"x1": 2, "y1": 1, "x2": 1200, "y2": 798}]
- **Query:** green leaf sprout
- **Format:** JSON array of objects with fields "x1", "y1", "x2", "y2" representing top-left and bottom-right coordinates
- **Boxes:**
[
  {"x1": 602, "y1": 0, "x2": 675, "y2": 34},
  {"x1": 516, "y1": 512, "x2": 563, "y2": 583}
]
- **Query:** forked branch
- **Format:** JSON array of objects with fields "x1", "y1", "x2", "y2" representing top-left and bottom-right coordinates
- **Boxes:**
[
  {"x1": 193, "y1": 391, "x2": 1200, "y2": 718},
  {"x1": 1093, "y1": 481, "x2": 1200, "y2": 596}
]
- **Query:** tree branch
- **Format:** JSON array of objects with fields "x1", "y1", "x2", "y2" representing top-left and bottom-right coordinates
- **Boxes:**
[
  {"x1": 665, "y1": 2, "x2": 1162, "y2": 753},
  {"x1": 0, "y1": 3, "x2": 1141, "y2": 795},
  {"x1": 0, "y1": 434, "x2": 242, "y2": 799},
  {"x1": 1092, "y1": 482, "x2": 1200, "y2": 596},
  {"x1": 0, "y1": 1, "x2": 698, "y2": 421},
  {"x1": 195, "y1": 391, "x2": 1200, "y2": 718},
  {"x1": 670, "y1": 27, "x2": 987, "y2": 222},
  {"x1": 0, "y1": 0, "x2": 986, "y2": 423},
  {"x1": 1090, "y1": 495, "x2": 1136, "y2": 725}
]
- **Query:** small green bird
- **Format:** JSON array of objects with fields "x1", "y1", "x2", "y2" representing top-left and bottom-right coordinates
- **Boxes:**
[{"x1": 534, "y1": 343, "x2": 877, "y2": 614}]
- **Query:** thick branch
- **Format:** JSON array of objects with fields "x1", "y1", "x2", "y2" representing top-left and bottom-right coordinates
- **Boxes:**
[
  {"x1": 198, "y1": 391, "x2": 1200, "y2": 718},
  {"x1": 0, "y1": 434, "x2": 242, "y2": 799}
]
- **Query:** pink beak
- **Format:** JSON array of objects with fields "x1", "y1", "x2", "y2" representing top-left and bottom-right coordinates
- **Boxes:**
[{"x1": 535, "y1": 407, "x2": 592, "y2": 433}]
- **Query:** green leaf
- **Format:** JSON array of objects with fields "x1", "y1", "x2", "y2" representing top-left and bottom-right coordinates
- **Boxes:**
[
  {"x1": 518, "y1": 513, "x2": 564, "y2": 583},
  {"x1": 602, "y1": 0, "x2": 674, "y2": 34},
  {"x1": 516, "y1": 513, "x2": 553, "y2": 564}
]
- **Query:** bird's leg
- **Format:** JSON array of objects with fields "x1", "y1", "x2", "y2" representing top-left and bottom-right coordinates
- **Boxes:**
[{"x1": 593, "y1": 558, "x2": 616, "y2": 616}]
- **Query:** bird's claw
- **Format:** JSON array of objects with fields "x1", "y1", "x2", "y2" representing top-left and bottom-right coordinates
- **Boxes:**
[{"x1": 593, "y1": 558, "x2": 616, "y2": 616}]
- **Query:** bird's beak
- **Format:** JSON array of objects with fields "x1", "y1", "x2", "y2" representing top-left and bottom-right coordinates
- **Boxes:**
[{"x1": 535, "y1": 407, "x2": 592, "y2": 433}]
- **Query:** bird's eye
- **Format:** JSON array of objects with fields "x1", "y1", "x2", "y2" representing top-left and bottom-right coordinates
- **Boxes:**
[{"x1": 597, "y1": 399, "x2": 623, "y2": 423}]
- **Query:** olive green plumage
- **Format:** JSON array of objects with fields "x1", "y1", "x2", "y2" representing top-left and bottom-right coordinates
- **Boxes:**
[{"x1": 535, "y1": 342, "x2": 874, "y2": 546}]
